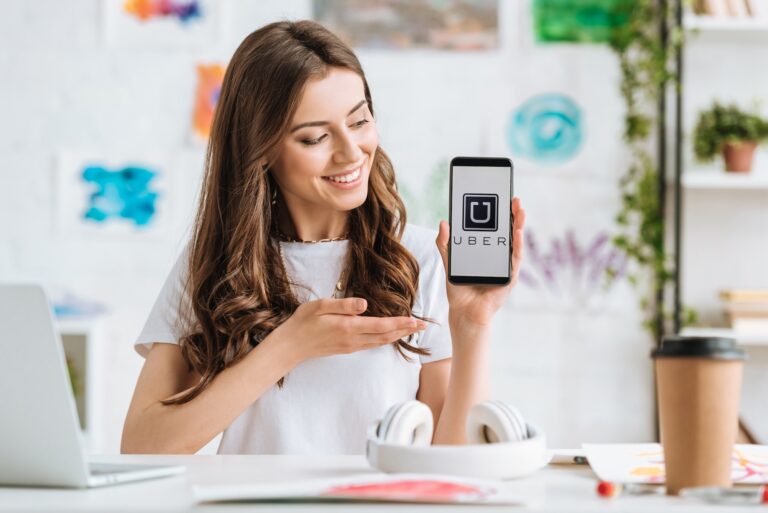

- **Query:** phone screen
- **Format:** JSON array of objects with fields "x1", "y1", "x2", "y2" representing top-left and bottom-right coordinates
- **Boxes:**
[{"x1": 449, "y1": 157, "x2": 513, "y2": 285}]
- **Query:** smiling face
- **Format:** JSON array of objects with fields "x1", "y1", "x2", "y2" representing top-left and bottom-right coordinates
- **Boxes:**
[{"x1": 269, "y1": 66, "x2": 379, "y2": 227}]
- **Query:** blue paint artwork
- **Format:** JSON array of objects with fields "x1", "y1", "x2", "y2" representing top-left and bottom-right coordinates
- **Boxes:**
[
  {"x1": 507, "y1": 93, "x2": 583, "y2": 164},
  {"x1": 52, "y1": 293, "x2": 107, "y2": 319},
  {"x1": 174, "y1": 1, "x2": 202, "y2": 24},
  {"x1": 81, "y1": 165, "x2": 159, "y2": 227}
]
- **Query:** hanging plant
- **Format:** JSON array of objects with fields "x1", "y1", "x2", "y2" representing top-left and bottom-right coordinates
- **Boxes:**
[{"x1": 607, "y1": 0, "x2": 696, "y2": 341}]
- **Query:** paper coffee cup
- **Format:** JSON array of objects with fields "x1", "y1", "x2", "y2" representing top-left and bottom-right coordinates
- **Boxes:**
[{"x1": 652, "y1": 336, "x2": 746, "y2": 495}]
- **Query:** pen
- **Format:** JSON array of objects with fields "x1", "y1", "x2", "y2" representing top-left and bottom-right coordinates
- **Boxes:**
[
  {"x1": 680, "y1": 486, "x2": 768, "y2": 505},
  {"x1": 596, "y1": 481, "x2": 664, "y2": 498}
]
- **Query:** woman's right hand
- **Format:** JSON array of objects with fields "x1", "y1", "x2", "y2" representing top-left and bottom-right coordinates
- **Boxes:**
[{"x1": 270, "y1": 297, "x2": 427, "y2": 362}]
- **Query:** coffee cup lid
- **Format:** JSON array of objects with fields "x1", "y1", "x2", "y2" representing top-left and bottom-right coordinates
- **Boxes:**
[{"x1": 651, "y1": 335, "x2": 746, "y2": 360}]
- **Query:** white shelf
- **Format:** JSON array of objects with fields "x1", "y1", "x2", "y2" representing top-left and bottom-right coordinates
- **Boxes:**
[
  {"x1": 680, "y1": 327, "x2": 768, "y2": 346},
  {"x1": 55, "y1": 316, "x2": 107, "y2": 453},
  {"x1": 685, "y1": 14, "x2": 768, "y2": 32},
  {"x1": 682, "y1": 170, "x2": 768, "y2": 190}
]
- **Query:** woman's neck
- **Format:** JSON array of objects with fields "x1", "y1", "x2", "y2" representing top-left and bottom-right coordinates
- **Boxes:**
[{"x1": 276, "y1": 202, "x2": 348, "y2": 242}]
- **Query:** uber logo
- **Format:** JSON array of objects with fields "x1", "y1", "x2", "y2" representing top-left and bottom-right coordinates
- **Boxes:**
[{"x1": 462, "y1": 194, "x2": 498, "y2": 231}]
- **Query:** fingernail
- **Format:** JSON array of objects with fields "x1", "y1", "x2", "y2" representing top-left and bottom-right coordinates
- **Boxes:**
[
  {"x1": 417, "y1": 320, "x2": 428, "y2": 330},
  {"x1": 357, "y1": 299, "x2": 367, "y2": 310}
]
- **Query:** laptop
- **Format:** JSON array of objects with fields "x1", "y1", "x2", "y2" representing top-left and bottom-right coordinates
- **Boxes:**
[{"x1": 0, "y1": 284, "x2": 185, "y2": 488}]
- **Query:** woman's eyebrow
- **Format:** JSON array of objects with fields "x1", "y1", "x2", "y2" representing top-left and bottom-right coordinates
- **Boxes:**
[{"x1": 289, "y1": 99, "x2": 368, "y2": 133}]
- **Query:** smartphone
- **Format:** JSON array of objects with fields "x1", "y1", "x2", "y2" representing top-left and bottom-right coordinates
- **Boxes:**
[{"x1": 448, "y1": 156, "x2": 513, "y2": 285}]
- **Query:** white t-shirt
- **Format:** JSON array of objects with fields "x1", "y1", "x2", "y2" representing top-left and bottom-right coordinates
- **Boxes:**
[{"x1": 134, "y1": 224, "x2": 452, "y2": 454}]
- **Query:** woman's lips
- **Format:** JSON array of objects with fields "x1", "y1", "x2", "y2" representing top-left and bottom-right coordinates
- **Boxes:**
[{"x1": 321, "y1": 159, "x2": 367, "y2": 189}]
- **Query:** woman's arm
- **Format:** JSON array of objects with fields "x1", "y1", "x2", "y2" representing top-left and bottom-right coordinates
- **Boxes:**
[
  {"x1": 427, "y1": 198, "x2": 526, "y2": 444},
  {"x1": 122, "y1": 297, "x2": 424, "y2": 454},
  {"x1": 121, "y1": 332, "x2": 300, "y2": 454},
  {"x1": 430, "y1": 319, "x2": 490, "y2": 444},
  {"x1": 416, "y1": 323, "x2": 492, "y2": 445},
  {"x1": 415, "y1": 358, "x2": 451, "y2": 436}
]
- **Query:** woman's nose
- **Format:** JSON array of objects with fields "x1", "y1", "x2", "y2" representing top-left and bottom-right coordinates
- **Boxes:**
[{"x1": 333, "y1": 130, "x2": 364, "y2": 165}]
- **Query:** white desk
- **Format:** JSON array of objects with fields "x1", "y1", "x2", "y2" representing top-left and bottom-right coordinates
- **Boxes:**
[{"x1": 0, "y1": 455, "x2": 754, "y2": 512}]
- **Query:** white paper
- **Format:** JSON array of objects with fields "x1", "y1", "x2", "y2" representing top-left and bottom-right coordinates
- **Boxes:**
[
  {"x1": 583, "y1": 443, "x2": 768, "y2": 484},
  {"x1": 193, "y1": 473, "x2": 527, "y2": 505}
]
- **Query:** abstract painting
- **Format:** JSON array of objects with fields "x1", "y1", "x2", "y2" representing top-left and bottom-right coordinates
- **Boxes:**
[
  {"x1": 123, "y1": 0, "x2": 202, "y2": 24},
  {"x1": 192, "y1": 63, "x2": 225, "y2": 141},
  {"x1": 532, "y1": 0, "x2": 633, "y2": 44},
  {"x1": 507, "y1": 94, "x2": 583, "y2": 164},
  {"x1": 518, "y1": 229, "x2": 627, "y2": 302},
  {"x1": 81, "y1": 165, "x2": 159, "y2": 227},
  {"x1": 313, "y1": 0, "x2": 499, "y2": 51},
  {"x1": 193, "y1": 474, "x2": 523, "y2": 505},
  {"x1": 56, "y1": 153, "x2": 171, "y2": 237},
  {"x1": 103, "y1": 0, "x2": 219, "y2": 47},
  {"x1": 52, "y1": 292, "x2": 108, "y2": 318}
]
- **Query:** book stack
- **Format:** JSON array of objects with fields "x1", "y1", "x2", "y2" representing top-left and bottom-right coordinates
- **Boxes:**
[
  {"x1": 694, "y1": 0, "x2": 768, "y2": 17},
  {"x1": 720, "y1": 289, "x2": 768, "y2": 335}
]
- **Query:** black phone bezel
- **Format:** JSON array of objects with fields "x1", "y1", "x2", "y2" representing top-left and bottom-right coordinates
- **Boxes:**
[{"x1": 448, "y1": 156, "x2": 514, "y2": 286}]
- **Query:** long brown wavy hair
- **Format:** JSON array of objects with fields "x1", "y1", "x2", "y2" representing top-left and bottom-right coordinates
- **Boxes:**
[{"x1": 164, "y1": 20, "x2": 430, "y2": 405}]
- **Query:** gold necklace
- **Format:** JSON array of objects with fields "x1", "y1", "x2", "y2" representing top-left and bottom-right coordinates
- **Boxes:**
[
  {"x1": 276, "y1": 229, "x2": 348, "y2": 244},
  {"x1": 275, "y1": 239, "x2": 347, "y2": 299}
]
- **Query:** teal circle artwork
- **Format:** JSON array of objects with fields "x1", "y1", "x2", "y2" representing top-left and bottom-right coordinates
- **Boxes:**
[{"x1": 507, "y1": 94, "x2": 583, "y2": 164}]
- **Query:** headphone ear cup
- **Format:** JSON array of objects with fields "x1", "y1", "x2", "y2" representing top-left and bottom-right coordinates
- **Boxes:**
[
  {"x1": 376, "y1": 401, "x2": 434, "y2": 446},
  {"x1": 467, "y1": 401, "x2": 529, "y2": 444}
]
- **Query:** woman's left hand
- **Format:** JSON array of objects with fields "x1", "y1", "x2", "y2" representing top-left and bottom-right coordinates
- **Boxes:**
[{"x1": 435, "y1": 197, "x2": 526, "y2": 328}]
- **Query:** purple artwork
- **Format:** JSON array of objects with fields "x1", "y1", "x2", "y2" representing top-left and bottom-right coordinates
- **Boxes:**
[{"x1": 519, "y1": 229, "x2": 627, "y2": 301}]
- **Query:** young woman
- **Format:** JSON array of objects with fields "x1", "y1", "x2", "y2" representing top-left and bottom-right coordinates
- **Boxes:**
[{"x1": 121, "y1": 20, "x2": 526, "y2": 454}]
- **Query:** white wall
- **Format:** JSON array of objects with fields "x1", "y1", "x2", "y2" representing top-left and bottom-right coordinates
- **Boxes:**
[{"x1": 0, "y1": 0, "x2": 656, "y2": 453}]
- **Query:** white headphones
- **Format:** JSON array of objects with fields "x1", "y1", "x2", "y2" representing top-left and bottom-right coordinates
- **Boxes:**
[{"x1": 366, "y1": 400, "x2": 549, "y2": 479}]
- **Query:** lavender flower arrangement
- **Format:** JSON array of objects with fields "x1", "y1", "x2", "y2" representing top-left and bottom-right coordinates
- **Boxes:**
[{"x1": 519, "y1": 228, "x2": 627, "y2": 304}]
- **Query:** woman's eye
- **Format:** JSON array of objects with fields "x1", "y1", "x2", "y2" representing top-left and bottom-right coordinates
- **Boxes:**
[
  {"x1": 300, "y1": 119, "x2": 368, "y2": 145},
  {"x1": 302, "y1": 134, "x2": 328, "y2": 146}
]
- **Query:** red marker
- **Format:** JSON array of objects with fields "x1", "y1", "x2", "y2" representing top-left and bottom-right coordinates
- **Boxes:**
[
  {"x1": 596, "y1": 481, "x2": 663, "y2": 498},
  {"x1": 596, "y1": 481, "x2": 618, "y2": 498}
]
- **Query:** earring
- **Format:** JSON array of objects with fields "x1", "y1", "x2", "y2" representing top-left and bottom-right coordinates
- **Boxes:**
[{"x1": 271, "y1": 187, "x2": 277, "y2": 206}]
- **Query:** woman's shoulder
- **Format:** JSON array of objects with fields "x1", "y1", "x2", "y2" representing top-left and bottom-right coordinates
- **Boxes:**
[{"x1": 401, "y1": 223, "x2": 440, "y2": 267}]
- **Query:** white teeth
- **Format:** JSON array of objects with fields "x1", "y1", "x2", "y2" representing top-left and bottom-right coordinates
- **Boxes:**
[{"x1": 325, "y1": 168, "x2": 361, "y2": 183}]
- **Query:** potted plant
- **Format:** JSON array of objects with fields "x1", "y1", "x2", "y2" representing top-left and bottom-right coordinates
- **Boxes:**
[{"x1": 693, "y1": 102, "x2": 768, "y2": 173}]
